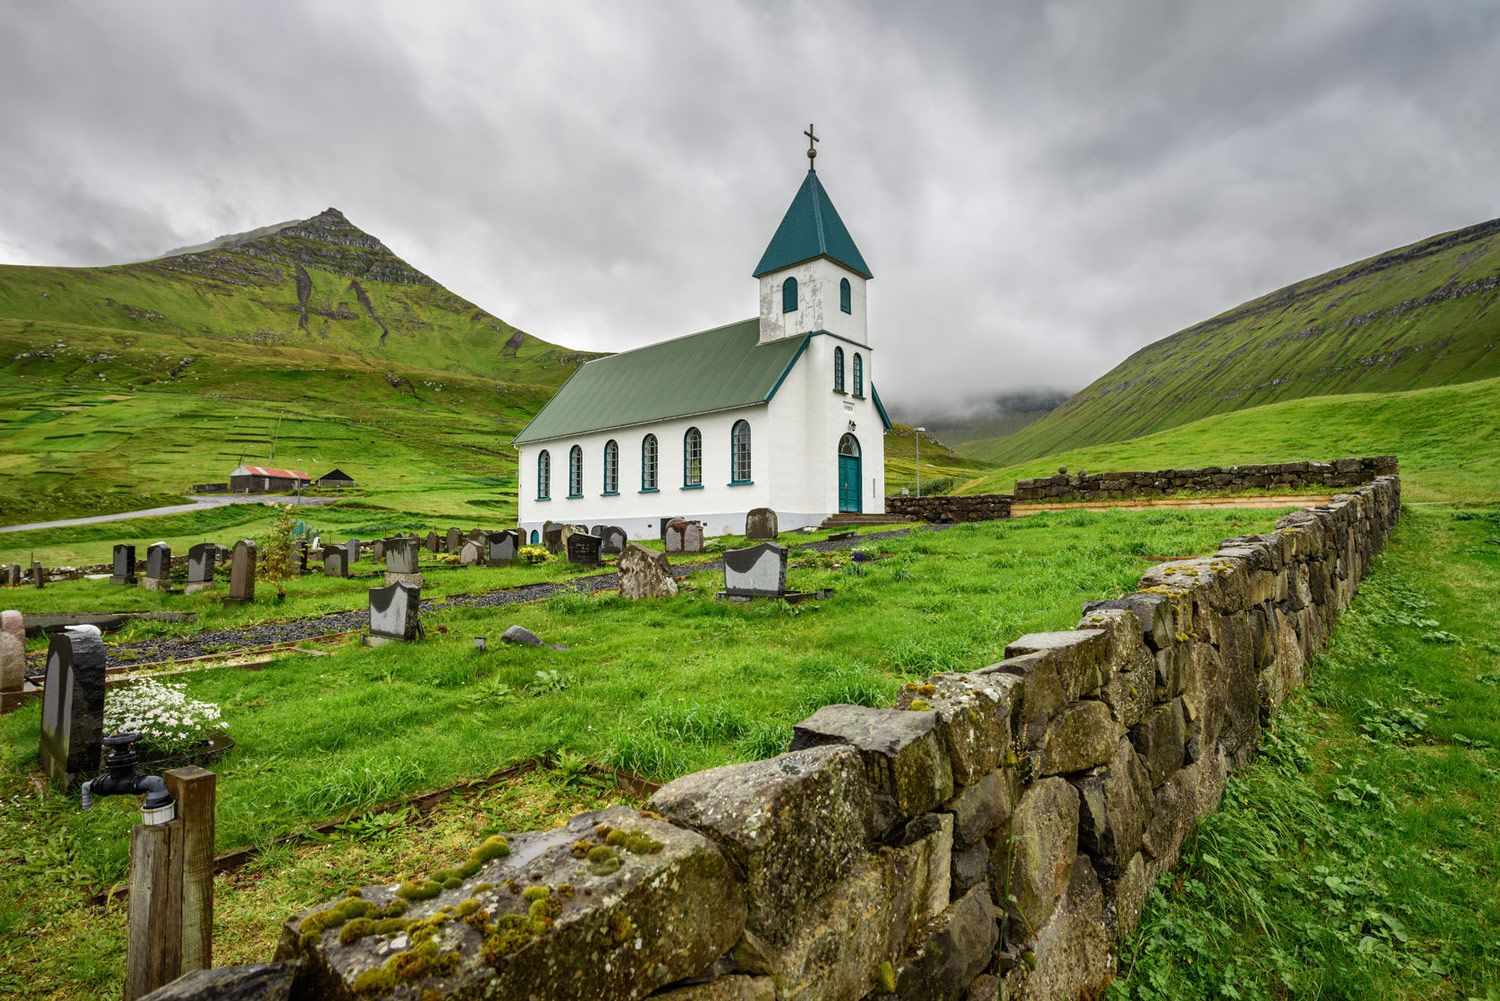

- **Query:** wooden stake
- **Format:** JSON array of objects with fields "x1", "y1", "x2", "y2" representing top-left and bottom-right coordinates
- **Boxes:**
[
  {"x1": 124, "y1": 819, "x2": 182, "y2": 1001},
  {"x1": 165, "y1": 767, "x2": 215, "y2": 974}
]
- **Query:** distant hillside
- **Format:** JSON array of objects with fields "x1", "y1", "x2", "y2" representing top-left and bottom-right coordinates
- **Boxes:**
[
  {"x1": 0, "y1": 209, "x2": 602, "y2": 520},
  {"x1": 963, "y1": 217, "x2": 1500, "y2": 465},
  {"x1": 901, "y1": 390, "x2": 1070, "y2": 448}
]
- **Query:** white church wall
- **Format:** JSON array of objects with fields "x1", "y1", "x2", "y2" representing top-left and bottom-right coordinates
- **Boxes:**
[{"x1": 758, "y1": 258, "x2": 867, "y2": 345}]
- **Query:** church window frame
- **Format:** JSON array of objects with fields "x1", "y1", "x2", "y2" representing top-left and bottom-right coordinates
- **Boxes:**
[
  {"x1": 840, "y1": 277, "x2": 852, "y2": 314},
  {"x1": 602, "y1": 439, "x2": 619, "y2": 495},
  {"x1": 782, "y1": 277, "x2": 798, "y2": 313},
  {"x1": 833, "y1": 346, "x2": 846, "y2": 392},
  {"x1": 853, "y1": 353, "x2": 864, "y2": 398},
  {"x1": 683, "y1": 427, "x2": 703, "y2": 488},
  {"x1": 536, "y1": 449, "x2": 551, "y2": 501},
  {"x1": 641, "y1": 434, "x2": 659, "y2": 492},
  {"x1": 729, "y1": 419, "x2": 752, "y2": 485},
  {"x1": 568, "y1": 445, "x2": 583, "y2": 498}
]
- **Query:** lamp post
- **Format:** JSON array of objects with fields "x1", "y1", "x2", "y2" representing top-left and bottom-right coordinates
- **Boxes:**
[{"x1": 915, "y1": 427, "x2": 926, "y2": 498}]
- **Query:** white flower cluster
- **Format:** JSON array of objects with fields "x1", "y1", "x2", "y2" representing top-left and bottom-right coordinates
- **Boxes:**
[{"x1": 104, "y1": 678, "x2": 226, "y2": 756}]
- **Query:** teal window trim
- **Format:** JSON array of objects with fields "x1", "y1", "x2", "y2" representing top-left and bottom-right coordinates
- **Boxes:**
[
  {"x1": 568, "y1": 444, "x2": 583, "y2": 497},
  {"x1": 839, "y1": 277, "x2": 851, "y2": 314},
  {"x1": 853, "y1": 353, "x2": 864, "y2": 398},
  {"x1": 567, "y1": 493, "x2": 583, "y2": 500},
  {"x1": 681, "y1": 484, "x2": 705, "y2": 491},
  {"x1": 641, "y1": 433, "x2": 659, "y2": 491},
  {"x1": 833, "y1": 346, "x2": 845, "y2": 392},
  {"x1": 782, "y1": 276, "x2": 798, "y2": 313},
  {"x1": 730, "y1": 418, "x2": 751, "y2": 484},
  {"x1": 600, "y1": 491, "x2": 619, "y2": 497},
  {"x1": 602, "y1": 439, "x2": 619, "y2": 494},
  {"x1": 536, "y1": 449, "x2": 551, "y2": 501},
  {"x1": 727, "y1": 480, "x2": 754, "y2": 487},
  {"x1": 639, "y1": 487, "x2": 660, "y2": 494},
  {"x1": 683, "y1": 426, "x2": 703, "y2": 487},
  {"x1": 534, "y1": 496, "x2": 551, "y2": 502}
]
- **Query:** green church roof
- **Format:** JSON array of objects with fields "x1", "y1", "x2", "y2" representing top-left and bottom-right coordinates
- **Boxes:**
[
  {"x1": 753, "y1": 170, "x2": 872, "y2": 279},
  {"x1": 512, "y1": 319, "x2": 806, "y2": 445}
]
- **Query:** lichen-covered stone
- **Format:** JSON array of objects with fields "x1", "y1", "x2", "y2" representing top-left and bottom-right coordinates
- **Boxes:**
[
  {"x1": 978, "y1": 651, "x2": 1063, "y2": 751},
  {"x1": 1105, "y1": 851, "x2": 1150, "y2": 943},
  {"x1": 1083, "y1": 592, "x2": 1176, "y2": 650},
  {"x1": 1020, "y1": 854, "x2": 1112, "y2": 1001},
  {"x1": 648, "y1": 975, "x2": 775, "y2": 1001},
  {"x1": 647, "y1": 745, "x2": 872, "y2": 944},
  {"x1": 1217, "y1": 613, "x2": 1261, "y2": 767},
  {"x1": 943, "y1": 767, "x2": 1013, "y2": 847},
  {"x1": 887, "y1": 884, "x2": 997, "y2": 1001},
  {"x1": 896, "y1": 672, "x2": 1017, "y2": 786},
  {"x1": 619, "y1": 543, "x2": 679, "y2": 599},
  {"x1": 1003, "y1": 629, "x2": 1108, "y2": 702},
  {"x1": 950, "y1": 838, "x2": 989, "y2": 898},
  {"x1": 1097, "y1": 668, "x2": 1154, "y2": 728},
  {"x1": 789, "y1": 704, "x2": 953, "y2": 830},
  {"x1": 281, "y1": 806, "x2": 742, "y2": 1001},
  {"x1": 1072, "y1": 738, "x2": 1152, "y2": 878},
  {"x1": 965, "y1": 973, "x2": 1001, "y2": 1001},
  {"x1": 1039, "y1": 700, "x2": 1122, "y2": 777},
  {"x1": 1128, "y1": 700, "x2": 1185, "y2": 789},
  {"x1": 1003, "y1": 777, "x2": 1079, "y2": 936},
  {"x1": 1075, "y1": 607, "x2": 1145, "y2": 682}
]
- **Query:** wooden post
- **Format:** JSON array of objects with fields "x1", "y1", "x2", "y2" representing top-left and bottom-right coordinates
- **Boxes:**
[
  {"x1": 124, "y1": 819, "x2": 183, "y2": 1001},
  {"x1": 165, "y1": 767, "x2": 215, "y2": 974}
]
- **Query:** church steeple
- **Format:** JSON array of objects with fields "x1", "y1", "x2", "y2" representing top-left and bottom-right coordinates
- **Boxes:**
[{"x1": 753, "y1": 167, "x2": 872, "y2": 280}]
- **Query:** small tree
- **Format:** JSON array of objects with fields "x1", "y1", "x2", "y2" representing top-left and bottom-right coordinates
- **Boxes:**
[{"x1": 259, "y1": 504, "x2": 297, "y2": 598}]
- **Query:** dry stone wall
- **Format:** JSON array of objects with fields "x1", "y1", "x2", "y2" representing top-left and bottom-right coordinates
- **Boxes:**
[
  {"x1": 1013, "y1": 454, "x2": 1397, "y2": 503},
  {"x1": 885, "y1": 494, "x2": 1013, "y2": 523},
  {"x1": 278, "y1": 475, "x2": 1401, "y2": 1001}
]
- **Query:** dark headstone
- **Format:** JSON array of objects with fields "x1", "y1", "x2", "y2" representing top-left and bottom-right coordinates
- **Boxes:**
[
  {"x1": 185, "y1": 543, "x2": 216, "y2": 593},
  {"x1": 566, "y1": 532, "x2": 603, "y2": 567},
  {"x1": 31, "y1": 561, "x2": 44, "y2": 589},
  {"x1": 543, "y1": 523, "x2": 565, "y2": 553},
  {"x1": 293, "y1": 539, "x2": 308, "y2": 574},
  {"x1": 722, "y1": 543, "x2": 789, "y2": 598},
  {"x1": 590, "y1": 524, "x2": 603, "y2": 536},
  {"x1": 111, "y1": 544, "x2": 137, "y2": 585},
  {"x1": 322, "y1": 546, "x2": 348, "y2": 578},
  {"x1": 501, "y1": 624, "x2": 544, "y2": 647},
  {"x1": 487, "y1": 530, "x2": 519, "y2": 566},
  {"x1": 446, "y1": 528, "x2": 464, "y2": 554},
  {"x1": 424, "y1": 531, "x2": 440, "y2": 552},
  {"x1": 38, "y1": 625, "x2": 106, "y2": 787},
  {"x1": 228, "y1": 540, "x2": 256, "y2": 603},
  {"x1": 371, "y1": 540, "x2": 385, "y2": 563},
  {"x1": 745, "y1": 507, "x2": 779, "y2": 541},
  {"x1": 5, "y1": 563, "x2": 22, "y2": 587},
  {"x1": 599, "y1": 526, "x2": 628, "y2": 555},
  {"x1": 368, "y1": 582, "x2": 421, "y2": 642},
  {"x1": 143, "y1": 543, "x2": 171, "y2": 590}
]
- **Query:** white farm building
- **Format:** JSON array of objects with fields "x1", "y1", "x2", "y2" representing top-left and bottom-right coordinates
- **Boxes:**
[{"x1": 513, "y1": 162, "x2": 890, "y2": 541}]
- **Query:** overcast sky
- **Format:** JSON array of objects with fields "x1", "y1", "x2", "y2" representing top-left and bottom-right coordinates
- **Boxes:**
[{"x1": 3, "y1": 1, "x2": 1499, "y2": 417}]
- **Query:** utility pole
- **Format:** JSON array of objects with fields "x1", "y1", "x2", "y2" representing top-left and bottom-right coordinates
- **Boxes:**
[{"x1": 915, "y1": 427, "x2": 926, "y2": 498}]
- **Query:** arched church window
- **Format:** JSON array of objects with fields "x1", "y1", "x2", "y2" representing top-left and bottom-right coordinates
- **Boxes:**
[
  {"x1": 683, "y1": 427, "x2": 702, "y2": 486},
  {"x1": 641, "y1": 434, "x2": 658, "y2": 491},
  {"x1": 840, "y1": 277, "x2": 852, "y2": 314},
  {"x1": 782, "y1": 277, "x2": 798, "y2": 313},
  {"x1": 536, "y1": 449, "x2": 551, "y2": 500},
  {"x1": 730, "y1": 420, "x2": 752, "y2": 484},
  {"x1": 568, "y1": 445, "x2": 583, "y2": 498},
  {"x1": 834, "y1": 346, "x2": 845, "y2": 392},
  {"x1": 853, "y1": 353, "x2": 864, "y2": 398},
  {"x1": 602, "y1": 440, "x2": 619, "y2": 494},
  {"x1": 839, "y1": 432, "x2": 860, "y2": 457}
]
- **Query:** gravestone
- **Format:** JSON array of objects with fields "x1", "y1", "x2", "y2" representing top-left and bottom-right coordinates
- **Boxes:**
[
  {"x1": 566, "y1": 531, "x2": 602, "y2": 567},
  {"x1": 599, "y1": 526, "x2": 628, "y2": 555},
  {"x1": 543, "y1": 523, "x2": 564, "y2": 553},
  {"x1": 367, "y1": 581, "x2": 421, "y2": 645},
  {"x1": 293, "y1": 538, "x2": 309, "y2": 574},
  {"x1": 424, "y1": 531, "x2": 440, "y2": 552},
  {"x1": 346, "y1": 539, "x2": 361, "y2": 565},
  {"x1": 745, "y1": 507, "x2": 779, "y2": 541},
  {"x1": 557, "y1": 524, "x2": 586, "y2": 555},
  {"x1": 1, "y1": 609, "x2": 23, "y2": 696},
  {"x1": 31, "y1": 561, "x2": 44, "y2": 589},
  {"x1": 384, "y1": 537, "x2": 423, "y2": 588},
  {"x1": 228, "y1": 540, "x2": 256, "y2": 603},
  {"x1": 468, "y1": 528, "x2": 487, "y2": 545},
  {"x1": 460, "y1": 540, "x2": 482, "y2": 566},
  {"x1": 659, "y1": 517, "x2": 681, "y2": 541},
  {"x1": 111, "y1": 544, "x2": 137, "y2": 585},
  {"x1": 371, "y1": 539, "x2": 385, "y2": 563},
  {"x1": 446, "y1": 528, "x2": 464, "y2": 554},
  {"x1": 143, "y1": 543, "x2": 171, "y2": 591},
  {"x1": 185, "y1": 543, "x2": 217, "y2": 593},
  {"x1": 590, "y1": 525, "x2": 603, "y2": 536},
  {"x1": 323, "y1": 546, "x2": 348, "y2": 578},
  {"x1": 486, "y1": 530, "x2": 519, "y2": 567},
  {"x1": 5, "y1": 563, "x2": 21, "y2": 587},
  {"x1": 664, "y1": 519, "x2": 704, "y2": 554},
  {"x1": 38, "y1": 625, "x2": 107, "y2": 787},
  {"x1": 722, "y1": 543, "x2": 789, "y2": 598},
  {"x1": 618, "y1": 544, "x2": 678, "y2": 599}
]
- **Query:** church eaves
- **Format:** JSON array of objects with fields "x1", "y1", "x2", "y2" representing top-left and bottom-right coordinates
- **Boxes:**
[{"x1": 752, "y1": 169, "x2": 873, "y2": 279}]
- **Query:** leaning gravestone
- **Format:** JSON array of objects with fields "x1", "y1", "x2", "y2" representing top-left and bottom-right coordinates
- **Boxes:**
[
  {"x1": 185, "y1": 543, "x2": 217, "y2": 593},
  {"x1": 228, "y1": 540, "x2": 256, "y2": 603},
  {"x1": 446, "y1": 528, "x2": 463, "y2": 554},
  {"x1": 460, "y1": 540, "x2": 482, "y2": 566},
  {"x1": 5, "y1": 563, "x2": 21, "y2": 587},
  {"x1": 618, "y1": 544, "x2": 678, "y2": 599},
  {"x1": 543, "y1": 523, "x2": 564, "y2": 553},
  {"x1": 323, "y1": 546, "x2": 348, "y2": 578},
  {"x1": 566, "y1": 531, "x2": 602, "y2": 567},
  {"x1": 557, "y1": 524, "x2": 586, "y2": 555},
  {"x1": 367, "y1": 581, "x2": 421, "y2": 645},
  {"x1": 31, "y1": 561, "x2": 44, "y2": 589},
  {"x1": 424, "y1": 531, "x2": 440, "y2": 553},
  {"x1": 384, "y1": 537, "x2": 423, "y2": 588},
  {"x1": 38, "y1": 625, "x2": 106, "y2": 787},
  {"x1": 1, "y1": 609, "x2": 23, "y2": 698},
  {"x1": 110, "y1": 544, "x2": 137, "y2": 586},
  {"x1": 143, "y1": 543, "x2": 171, "y2": 591},
  {"x1": 744, "y1": 507, "x2": 779, "y2": 541},
  {"x1": 486, "y1": 530, "x2": 519, "y2": 567},
  {"x1": 664, "y1": 519, "x2": 704, "y2": 554},
  {"x1": 599, "y1": 526, "x2": 628, "y2": 555},
  {"x1": 721, "y1": 543, "x2": 789, "y2": 599}
]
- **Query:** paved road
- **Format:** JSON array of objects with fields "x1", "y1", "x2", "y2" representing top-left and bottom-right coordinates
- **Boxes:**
[{"x1": 0, "y1": 494, "x2": 340, "y2": 534}]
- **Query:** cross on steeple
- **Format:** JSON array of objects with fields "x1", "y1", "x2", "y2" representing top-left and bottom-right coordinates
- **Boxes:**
[{"x1": 804, "y1": 123, "x2": 819, "y2": 168}]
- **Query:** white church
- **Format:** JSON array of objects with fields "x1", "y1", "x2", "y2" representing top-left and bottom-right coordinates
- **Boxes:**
[{"x1": 513, "y1": 140, "x2": 889, "y2": 541}]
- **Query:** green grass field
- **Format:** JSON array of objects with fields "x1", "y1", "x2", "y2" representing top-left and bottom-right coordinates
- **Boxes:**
[{"x1": 957, "y1": 376, "x2": 1500, "y2": 505}]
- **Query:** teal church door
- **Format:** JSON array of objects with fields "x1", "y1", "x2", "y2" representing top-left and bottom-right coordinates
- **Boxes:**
[{"x1": 838, "y1": 434, "x2": 862, "y2": 513}]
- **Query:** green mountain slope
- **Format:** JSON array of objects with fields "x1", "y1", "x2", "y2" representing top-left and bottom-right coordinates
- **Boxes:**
[
  {"x1": 956, "y1": 375, "x2": 1500, "y2": 504},
  {"x1": 0, "y1": 209, "x2": 601, "y2": 522},
  {"x1": 964, "y1": 217, "x2": 1500, "y2": 465}
]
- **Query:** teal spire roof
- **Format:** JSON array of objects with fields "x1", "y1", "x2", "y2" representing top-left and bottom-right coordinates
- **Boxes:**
[{"x1": 753, "y1": 169, "x2": 872, "y2": 279}]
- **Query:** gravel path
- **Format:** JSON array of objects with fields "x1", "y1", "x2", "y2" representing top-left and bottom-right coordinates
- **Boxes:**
[{"x1": 26, "y1": 525, "x2": 942, "y2": 677}]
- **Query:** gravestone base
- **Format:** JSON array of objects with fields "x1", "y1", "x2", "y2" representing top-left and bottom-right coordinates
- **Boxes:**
[
  {"x1": 109, "y1": 575, "x2": 136, "y2": 587},
  {"x1": 184, "y1": 581, "x2": 214, "y2": 595},
  {"x1": 715, "y1": 588, "x2": 833, "y2": 604},
  {"x1": 384, "y1": 571, "x2": 425, "y2": 588},
  {"x1": 141, "y1": 577, "x2": 167, "y2": 591},
  {"x1": 362, "y1": 633, "x2": 407, "y2": 648}
]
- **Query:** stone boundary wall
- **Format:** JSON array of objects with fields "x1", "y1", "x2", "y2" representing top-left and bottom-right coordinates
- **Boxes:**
[
  {"x1": 886, "y1": 493, "x2": 1014, "y2": 523},
  {"x1": 1013, "y1": 454, "x2": 1397, "y2": 503},
  {"x1": 277, "y1": 476, "x2": 1401, "y2": 1001}
]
